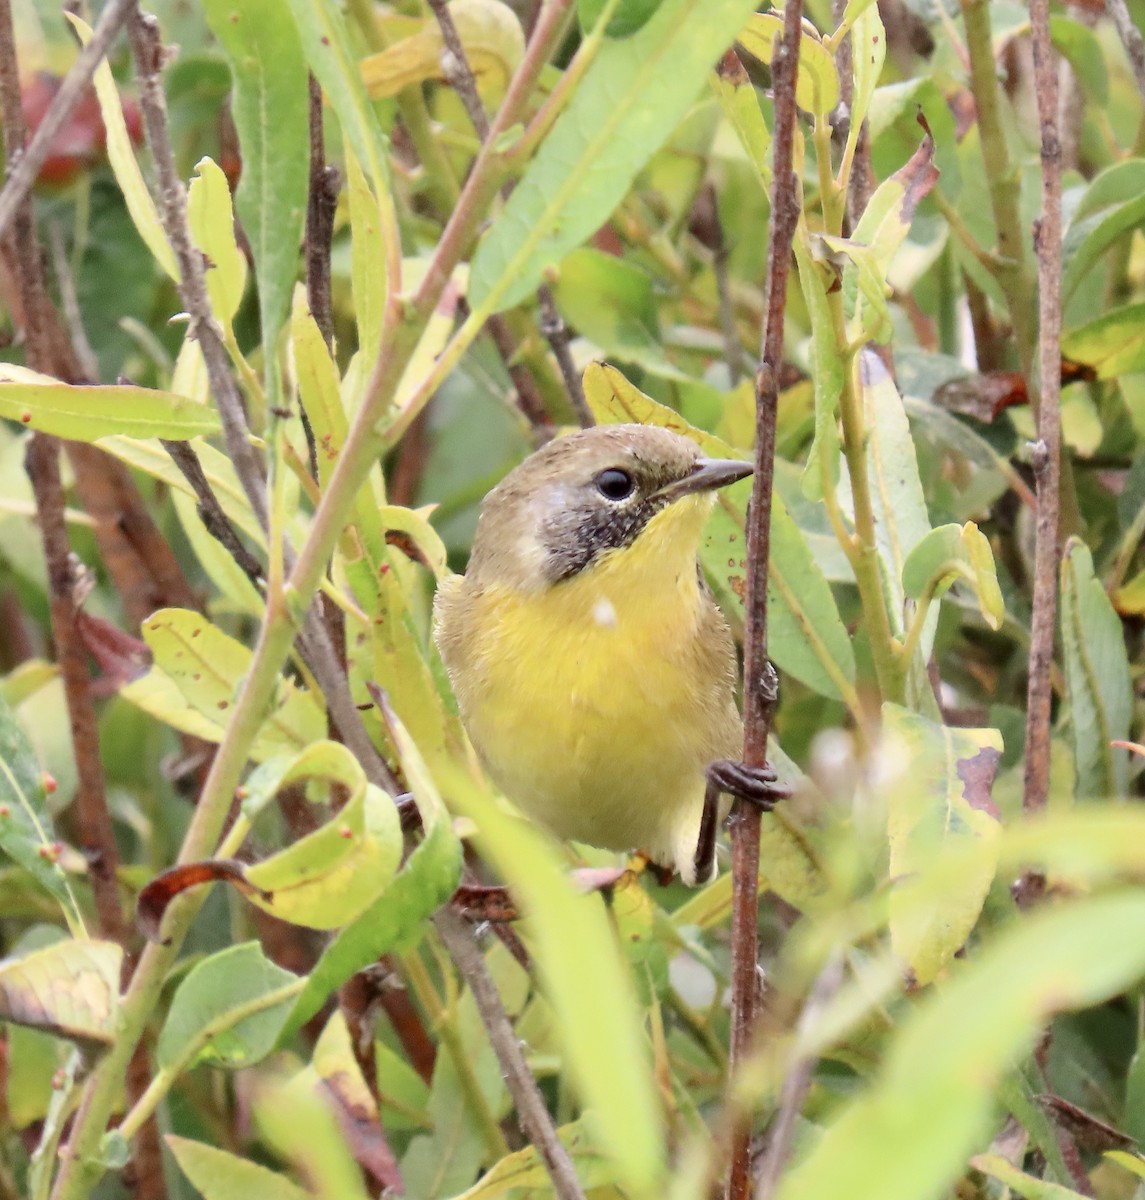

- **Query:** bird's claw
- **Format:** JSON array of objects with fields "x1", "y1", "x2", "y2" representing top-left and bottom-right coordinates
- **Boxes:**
[{"x1": 705, "y1": 758, "x2": 792, "y2": 811}]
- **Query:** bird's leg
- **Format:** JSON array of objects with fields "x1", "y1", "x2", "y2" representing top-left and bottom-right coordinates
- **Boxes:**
[{"x1": 694, "y1": 760, "x2": 793, "y2": 883}]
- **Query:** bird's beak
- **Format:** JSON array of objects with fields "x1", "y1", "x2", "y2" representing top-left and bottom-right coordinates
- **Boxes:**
[{"x1": 654, "y1": 457, "x2": 753, "y2": 502}]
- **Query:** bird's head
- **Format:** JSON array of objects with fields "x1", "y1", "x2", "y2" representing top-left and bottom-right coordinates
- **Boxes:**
[{"x1": 466, "y1": 423, "x2": 752, "y2": 592}]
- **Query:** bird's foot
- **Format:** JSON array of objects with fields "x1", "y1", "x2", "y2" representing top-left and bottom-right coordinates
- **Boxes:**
[{"x1": 705, "y1": 759, "x2": 792, "y2": 811}]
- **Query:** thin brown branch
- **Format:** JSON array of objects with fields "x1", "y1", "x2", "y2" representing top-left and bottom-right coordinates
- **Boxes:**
[
  {"x1": 47, "y1": 222, "x2": 99, "y2": 380},
  {"x1": 433, "y1": 908, "x2": 586, "y2": 1200},
  {"x1": 426, "y1": 0, "x2": 588, "y2": 427},
  {"x1": 305, "y1": 73, "x2": 338, "y2": 352},
  {"x1": 0, "y1": 0, "x2": 137, "y2": 242},
  {"x1": 158, "y1": 438, "x2": 264, "y2": 585},
  {"x1": 726, "y1": 4, "x2": 804, "y2": 1198},
  {"x1": 1019, "y1": 0, "x2": 1063, "y2": 863},
  {"x1": 125, "y1": 7, "x2": 268, "y2": 529}
]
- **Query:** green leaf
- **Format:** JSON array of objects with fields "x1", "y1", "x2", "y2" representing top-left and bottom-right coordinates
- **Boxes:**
[
  {"x1": 0, "y1": 693, "x2": 77, "y2": 914},
  {"x1": 452, "y1": 1115, "x2": 615, "y2": 1197},
  {"x1": 793, "y1": 238, "x2": 843, "y2": 503},
  {"x1": 123, "y1": 609, "x2": 323, "y2": 759},
  {"x1": 1060, "y1": 539, "x2": 1132, "y2": 798},
  {"x1": 972, "y1": 1153, "x2": 1090, "y2": 1199},
  {"x1": 96, "y1": 435, "x2": 264, "y2": 546},
  {"x1": 1062, "y1": 302, "x2": 1145, "y2": 379},
  {"x1": 408, "y1": 750, "x2": 667, "y2": 1192},
  {"x1": 774, "y1": 892, "x2": 1145, "y2": 1200},
  {"x1": 1062, "y1": 161, "x2": 1145, "y2": 303},
  {"x1": 901, "y1": 522, "x2": 1004, "y2": 631},
  {"x1": 846, "y1": 2, "x2": 885, "y2": 136},
  {"x1": 1049, "y1": 15, "x2": 1108, "y2": 106},
  {"x1": 579, "y1": 0, "x2": 661, "y2": 37},
  {"x1": 158, "y1": 942, "x2": 300, "y2": 1071},
  {"x1": 584, "y1": 364, "x2": 857, "y2": 703},
  {"x1": 67, "y1": 14, "x2": 178, "y2": 280},
  {"x1": 883, "y1": 704, "x2": 1002, "y2": 985},
  {"x1": 166, "y1": 1136, "x2": 309, "y2": 1200},
  {"x1": 0, "y1": 380, "x2": 221, "y2": 442},
  {"x1": 187, "y1": 157, "x2": 248, "y2": 332},
  {"x1": 291, "y1": 289, "x2": 347, "y2": 489},
  {"x1": 0, "y1": 939, "x2": 121, "y2": 1046},
  {"x1": 203, "y1": 0, "x2": 308, "y2": 359},
  {"x1": 468, "y1": 0, "x2": 759, "y2": 312},
  {"x1": 738, "y1": 14, "x2": 840, "y2": 115},
  {"x1": 709, "y1": 50, "x2": 770, "y2": 193},
  {"x1": 552, "y1": 249, "x2": 679, "y2": 377},
  {"x1": 283, "y1": 0, "x2": 392, "y2": 215},
  {"x1": 361, "y1": 0, "x2": 525, "y2": 99},
  {"x1": 283, "y1": 817, "x2": 463, "y2": 1037},
  {"x1": 345, "y1": 148, "x2": 386, "y2": 396},
  {"x1": 243, "y1": 783, "x2": 402, "y2": 929}
]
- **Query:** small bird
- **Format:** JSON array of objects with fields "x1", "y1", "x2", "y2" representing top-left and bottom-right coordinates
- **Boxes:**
[{"x1": 433, "y1": 423, "x2": 779, "y2": 886}]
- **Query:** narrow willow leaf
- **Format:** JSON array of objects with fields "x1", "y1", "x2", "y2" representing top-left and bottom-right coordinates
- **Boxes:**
[
  {"x1": 775, "y1": 892, "x2": 1145, "y2": 1200},
  {"x1": 345, "y1": 148, "x2": 386, "y2": 397},
  {"x1": 283, "y1": 0, "x2": 392, "y2": 216},
  {"x1": 97, "y1": 436, "x2": 264, "y2": 546},
  {"x1": 852, "y1": 350, "x2": 932, "y2": 638},
  {"x1": 1060, "y1": 539, "x2": 1132, "y2": 797},
  {"x1": 738, "y1": 13, "x2": 840, "y2": 115},
  {"x1": 361, "y1": 0, "x2": 525, "y2": 100},
  {"x1": 0, "y1": 694, "x2": 76, "y2": 912},
  {"x1": 845, "y1": 2, "x2": 884, "y2": 137},
  {"x1": 0, "y1": 939, "x2": 121, "y2": 1045},
  {"x1": 203, "y1": 0, "x2": 308, "y2": 357},
  {"x1": 291, "y1": 289, "x2": 346, "y2": 490},
  {"x1": 0, "y1": 383, "x2": 220, "y2": 442},
  {"x1": 793, "y1": 237, "x2": 843, "y2": 503},
  {"x1": 469, "y1": 0, "x2": 759, "y2": 312},
  {"x1": 166, "y1": 1137, "x2": 309, "y2": 1200},
  {"x1": 1062, "y1": 160, "x2": 1145, "y2": 303},
  {"x1": 709, "y1": 50, "x2": 770, "y2": 193},
  {"x1": 902, "y1": 522, "x2": 1004, "y2": 631},
  {"x1": 158, "y1": 942, "x2": 300, "y2": 1070},
  {"x1": 883, "y1": 704, "x2": 1002, "y2": 985},
  {"x1": 187, "y1": 157, "x2": 248, "y2": 332},
  {"x1": 971, "y1": 1153, "x2": 1090, "y2": 1199},
  {"x1": 66, "y1": 15, "x2": 177, "y2": 279}
]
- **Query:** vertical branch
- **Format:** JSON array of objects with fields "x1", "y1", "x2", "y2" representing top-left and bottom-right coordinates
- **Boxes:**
[
  {"x1": 725, "y1": 6, "x2": 804, "y2": 1199},
  {"x1": 433, "y1": 910, "x2": 586, "y2": 1200},
  {"x1": 1019, "y1": 0, "x2": 1063, "y2": 852},
  {"x1": 305, "y1": 73, "x2": 338, "y2": 351}
]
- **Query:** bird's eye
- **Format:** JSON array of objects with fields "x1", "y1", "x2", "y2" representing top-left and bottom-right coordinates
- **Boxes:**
[{"x1": 595, "y1": 468, "x2": 635, "y2": 501}]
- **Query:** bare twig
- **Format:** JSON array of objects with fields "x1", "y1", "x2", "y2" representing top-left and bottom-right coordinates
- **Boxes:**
[
  {"x1": 0, "y1": 0, "x2": 137, "y2": 242},
  {"x1": 126, "y1": 8, "x2": 268, "y2": 528},
  {"x1": 1019, "y1": 0, "x2": 1063, "y2": 869},
  {"x1": 427, "y1": 0, "x2": 590, "y2": 427},
  {"x1": 725, "y1": 6, "x2": 804, "y2": 1198},
  {"x1": 1106, "y1": 0, "x2": 1145, "y2": 104},
  {"x1": 433, "y1": 908, "x2": 586, "y2": 1200},
  {"x1": 159, "y1": 438, "x2": 264, "y2": 585},
  {"x1": 305, "y1": 73, "x2": 338, "y2": 352},
  {"x1": 47, "y1": 222, "x2": 99, "y2": 380}
]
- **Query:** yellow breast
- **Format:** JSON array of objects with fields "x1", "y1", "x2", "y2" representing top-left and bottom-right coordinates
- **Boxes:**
[{"x1": 434, "y1": 497, "x2": 741, "y2": 878}]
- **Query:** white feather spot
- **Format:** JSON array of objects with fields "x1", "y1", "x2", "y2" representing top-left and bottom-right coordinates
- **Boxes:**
[{"x1": 592, "y1": 597, "x2": 618, "y2": 629}]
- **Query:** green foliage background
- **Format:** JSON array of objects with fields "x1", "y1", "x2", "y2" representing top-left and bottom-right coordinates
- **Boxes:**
[{"x1": 1, "y1": 0, "x2": 1144, "y2": 1198}]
